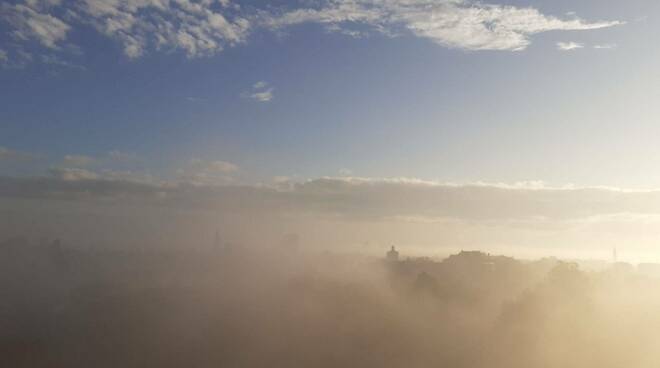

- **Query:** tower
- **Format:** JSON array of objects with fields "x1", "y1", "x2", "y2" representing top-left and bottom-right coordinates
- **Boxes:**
[{"x1": 386, "y1": 245, "x2": 399, "y2": 262}]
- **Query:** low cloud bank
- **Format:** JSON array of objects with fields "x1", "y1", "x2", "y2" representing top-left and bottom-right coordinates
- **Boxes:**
[
  {"x1": 2, "y1": 174, "x2": 660, "y2": 222},
  {"x1": 3, "y1": 174, "x2": 660, "y2": 257}
]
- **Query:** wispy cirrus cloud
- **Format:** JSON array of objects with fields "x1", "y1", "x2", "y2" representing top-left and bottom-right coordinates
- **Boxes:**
[
  {"x1": 1, "y1": 0, "x2": 250, "y2": 62},
  {"x1": 262, "y1": 1, "x2": 623, "y2": 52},
  {"x1": 0, "y1": 0, "x2": 623, "y2": 67}
]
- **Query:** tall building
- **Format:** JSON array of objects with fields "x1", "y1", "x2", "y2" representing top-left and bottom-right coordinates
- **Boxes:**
[{"x1": 386, "y1": 245, "x2": 399, "y2": 262}]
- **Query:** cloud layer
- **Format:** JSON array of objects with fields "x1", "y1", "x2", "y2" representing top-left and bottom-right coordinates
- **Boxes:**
[
  {"x1": 5, "y1": 166, "x2": 660, "y2": 255},
  {"x1": 3, "y1": 172, "x2": 660, "y2": 224},
  {"x1": 0, "y1": 0, "x2": 623, "y2": 65},
  {"x1": 1, "y1": 0, "x2": 250, "y2": 61}
]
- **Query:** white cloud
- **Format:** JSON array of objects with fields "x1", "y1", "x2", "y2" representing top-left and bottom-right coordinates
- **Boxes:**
[
  {"x1": 250, "y1": 89, "x2": 274, "y2": 102},
  {"x1": 1, "y1": 0, "x2": 250, "y2": 59},
  {"x1": 244, "y1": 80, "x2": 274, "y2": 102},
  {"x1": 0, "y1": 49, "x2": 7, "y2": 64},
  {"x1": 0, "y1": 0, "x2": 622, "y2": 65},
  {"x1": 263, "y1": 1, "x2": 623, "y2": 51},
  {"x1": 2, "y1": 3, "x2": 70, "y2": 48},
  {"x1": 557, "y1": 41, "x2": 584, "y2": 51},
  {"x1": 76, "y1": 0, "x2": 250, "y2": 58}
]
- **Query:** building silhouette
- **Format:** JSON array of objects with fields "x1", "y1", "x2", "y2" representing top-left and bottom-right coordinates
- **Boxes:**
[{"x1": 386, "y1": 245, "x2": 399, "y2": 262}]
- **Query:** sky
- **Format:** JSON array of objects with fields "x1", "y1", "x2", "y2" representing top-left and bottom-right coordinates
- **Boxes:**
[{"x1": 2, "y1": 0, "x2": 660, "y2": 260}]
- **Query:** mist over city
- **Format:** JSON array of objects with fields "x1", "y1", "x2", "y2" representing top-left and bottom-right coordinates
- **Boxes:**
[{"x1": 3, "y1": 0, "x2": 660, "y2": 366}]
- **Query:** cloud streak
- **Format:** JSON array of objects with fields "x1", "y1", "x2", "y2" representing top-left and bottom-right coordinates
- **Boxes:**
[
  {"x1": 262, "y1": 0, "x2": 623, "y2": 51},
  {"x1": 5, "y1": 173, "x2": 660, "y2": 253},
  {"x1": 4, "y1": 173, "x2": 660, "y2": 223},
  {"x1": 557, "y1": 41, "x2": 584, "y2": 51},
  {"x1": 0, "y1": 0, "x2": 622, "y2": 65}
]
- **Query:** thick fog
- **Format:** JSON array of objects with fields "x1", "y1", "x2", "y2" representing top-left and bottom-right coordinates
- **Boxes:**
[
  {"x1": 3, "y1": 238, "x2": 660, "y2": 367},
  {"x1": 4, "y1": 174, "x2": 660, "y2": 366}
]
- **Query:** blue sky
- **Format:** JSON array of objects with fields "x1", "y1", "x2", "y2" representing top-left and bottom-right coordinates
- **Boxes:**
[
  {"x1": 3, "y1": 0, "x2": 656, "y2": 187},
  {"x1": 5, "y1": 1, "x2": 660, "y2": 256}
]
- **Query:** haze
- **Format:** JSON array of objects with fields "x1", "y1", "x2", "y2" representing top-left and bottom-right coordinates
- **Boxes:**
[{"x1": 2, "y1": 0, "x2": 660, "y2": 366}]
